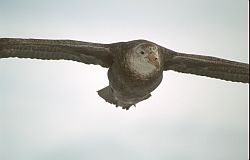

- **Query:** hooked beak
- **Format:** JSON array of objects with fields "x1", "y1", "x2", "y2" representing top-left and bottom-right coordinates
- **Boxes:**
[{"x1": 147, "y1": 52, "x2": 160, "y2": 68}]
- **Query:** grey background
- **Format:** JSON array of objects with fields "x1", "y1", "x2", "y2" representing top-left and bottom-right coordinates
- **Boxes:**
[{"x1": 0, "y1": 0, "x2": 248, "y2": 160}]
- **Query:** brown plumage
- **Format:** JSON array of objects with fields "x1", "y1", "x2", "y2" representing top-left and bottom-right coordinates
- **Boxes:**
[{"x1": 0, "y1": 38, "x2": 248, "y2": 109}]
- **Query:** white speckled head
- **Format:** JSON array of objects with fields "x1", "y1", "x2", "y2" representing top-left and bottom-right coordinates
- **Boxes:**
[{"x1": 128, "y1": 43, "x2": 160, "y2": 78}]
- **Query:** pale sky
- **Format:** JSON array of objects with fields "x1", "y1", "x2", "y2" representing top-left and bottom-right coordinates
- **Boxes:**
[{"x1": 0, "y1": 0, "x2": 248, "y2": 160}]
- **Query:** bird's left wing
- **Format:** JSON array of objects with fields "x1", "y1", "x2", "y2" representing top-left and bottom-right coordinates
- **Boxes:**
[
  {"x1": 0, "y1": 38, "x2": 113, "y2": 67},
  {"x1": 162, "y1": 48, "x2": 249, "y2": 83}
]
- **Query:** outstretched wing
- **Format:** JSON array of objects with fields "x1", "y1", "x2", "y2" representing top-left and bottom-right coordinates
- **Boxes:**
[
  {"x1": 0, "y1": 38, "x2": 113, "y2": 68},
  {"x1": 162, "y1": 48, "x2": 249, "y2": 83}
]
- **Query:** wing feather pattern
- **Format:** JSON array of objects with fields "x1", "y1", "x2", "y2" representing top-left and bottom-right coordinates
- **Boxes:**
[
  {"x1": 0, "y1": 38, "x2": 113, "y2": 67},
  {"x1": 163, "y1": 49, "x2": 249, "y2": 83}
]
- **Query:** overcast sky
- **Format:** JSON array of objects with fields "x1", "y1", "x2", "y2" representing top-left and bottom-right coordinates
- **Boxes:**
[{"x1": 0, "y1": 0, "x2": 248, "y2": 160}]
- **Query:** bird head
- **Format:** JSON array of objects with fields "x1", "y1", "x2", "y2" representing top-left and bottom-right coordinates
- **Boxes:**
[{"x1": 128, "y1": 43, "x2": 160, "y2": 78}]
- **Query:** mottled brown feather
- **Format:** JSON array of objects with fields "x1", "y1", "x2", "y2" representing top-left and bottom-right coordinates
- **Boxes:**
[
  {"x1": 0, "y1": 38, "x2": 113, "y2": 67},
  {"x1": 162, "y1": 49, "x2": 249, "y2": 83}
]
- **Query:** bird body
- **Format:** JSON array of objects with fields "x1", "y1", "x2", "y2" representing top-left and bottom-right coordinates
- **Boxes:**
[
  {"x1": 0, "y1": 38, "x2": 248, "y2": 109},
  {"x1": 98, "y1": 40, "x2": 164, "y2": 109}
]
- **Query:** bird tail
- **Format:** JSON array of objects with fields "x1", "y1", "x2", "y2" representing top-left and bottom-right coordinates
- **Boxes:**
[
  {"x1": 97, "y1": 86, "x2": 132, "y2": 110},
  {"x1": 97, "y1": 86, "x2": 117, "y2": 105}
]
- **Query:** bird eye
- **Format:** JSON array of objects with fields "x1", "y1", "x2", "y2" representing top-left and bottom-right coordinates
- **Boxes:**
[{"x1": 140, "y1": 51, "x2": 145, "y2": 55}]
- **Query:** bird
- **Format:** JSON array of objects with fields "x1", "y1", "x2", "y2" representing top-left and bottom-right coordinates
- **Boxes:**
[{"x1": 0, "y1": 38, "x2": 249, "y2": 110}]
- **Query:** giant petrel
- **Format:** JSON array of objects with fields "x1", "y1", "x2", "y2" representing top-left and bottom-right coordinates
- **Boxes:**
[{"x1": 0, "y1": 38, "x2": 248, "y2": 109}]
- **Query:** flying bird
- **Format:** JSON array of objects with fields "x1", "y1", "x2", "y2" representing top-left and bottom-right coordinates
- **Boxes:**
[{"x1": 0, "y1": 38, "x2": 249, "y2": 109}]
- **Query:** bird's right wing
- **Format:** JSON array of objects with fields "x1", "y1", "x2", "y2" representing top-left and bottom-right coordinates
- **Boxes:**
[
  {"x1": 0, "y1": 38, "x2": 114, "y2": 68},
  {"x1": 162, "y1": 48, "x2": 249, "y2": 83}
]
